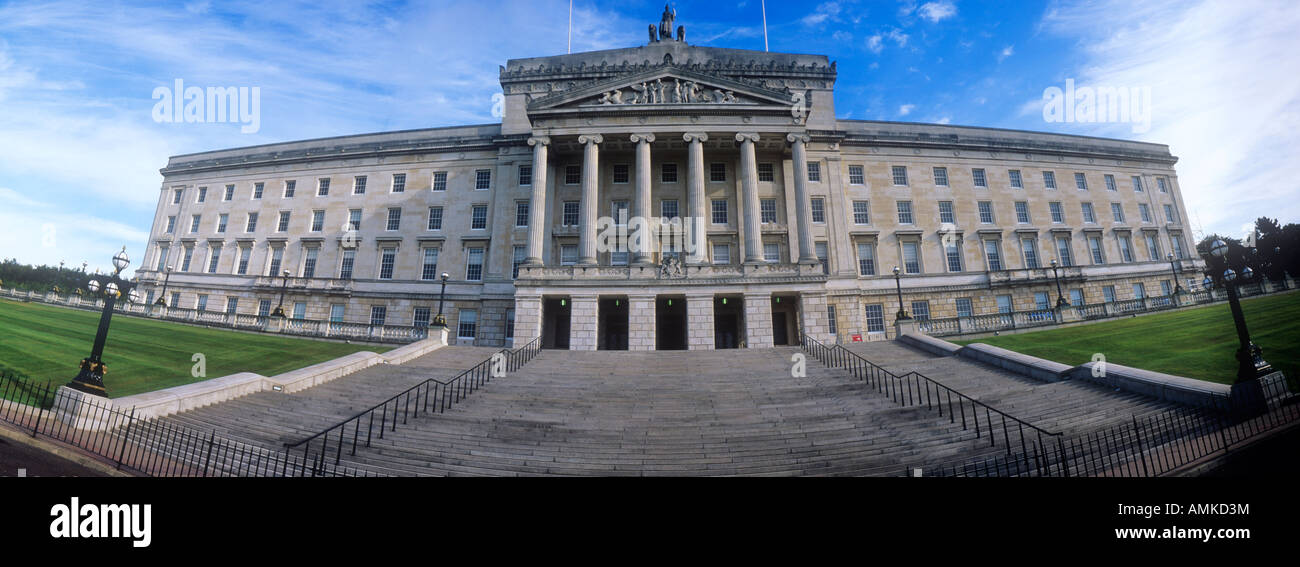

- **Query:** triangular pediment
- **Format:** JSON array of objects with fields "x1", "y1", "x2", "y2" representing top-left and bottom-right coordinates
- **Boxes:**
[{"x1": 527, "y1": 65, "x2": 803, "y2": 112}]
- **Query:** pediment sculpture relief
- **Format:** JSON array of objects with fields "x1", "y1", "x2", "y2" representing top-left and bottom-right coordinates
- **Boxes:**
[{"x1": 596, "y1": 78, "x2": 741, "y2": 106}]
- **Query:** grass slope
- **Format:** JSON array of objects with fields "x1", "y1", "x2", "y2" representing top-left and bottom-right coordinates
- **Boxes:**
[
  {"x1": 953, "y1": 292, "x2": 1300, "y2": 384},
  {"x1": 0, "y1": 298, "x2": 389, "y2": 398}
]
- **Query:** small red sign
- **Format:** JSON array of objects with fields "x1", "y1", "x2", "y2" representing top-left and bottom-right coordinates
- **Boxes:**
[{"x1": 851, "y1": 334, "x2": 863, "y2": 342}]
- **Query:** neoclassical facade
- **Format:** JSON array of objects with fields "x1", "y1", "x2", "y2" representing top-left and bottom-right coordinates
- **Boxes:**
[{"x1": 138, "y1": 13, "x2": 1201, "y2": 350}]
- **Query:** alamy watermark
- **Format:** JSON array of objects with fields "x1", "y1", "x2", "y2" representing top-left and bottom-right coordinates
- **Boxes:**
[
  {"x1": 1042, "y1": 79, "x2": 1150, "y2": 134},
  {"x1": 152, "y1": 79, "x2": 261, "y2": 134}
]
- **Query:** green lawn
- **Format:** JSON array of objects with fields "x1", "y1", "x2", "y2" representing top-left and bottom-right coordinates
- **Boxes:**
[
  {"x1": 0, "y1": 298, "x2": 389, "y2": 399},
  {"x1": 952, "y1": 292, "x2": 1300, "y2": 385}
]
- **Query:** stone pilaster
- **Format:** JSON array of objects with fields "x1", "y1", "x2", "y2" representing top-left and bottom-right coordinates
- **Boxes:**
[
  {"x1": 578, "y1": 134, "x2": 602, "y2": 265},
  {"x1": 743, "y1": 292, "x2": 773, "y2": 348},
  {"x1": 686, "y1": 293, "x2": 715, "y2": 350},
  {"x1": 787, "y1": 133, "x2": 818, "y2": 263},
  {"x1": 513, "y1": 293, "x2": 543, "y2": 343},
  {"x1": 736, "y1": 132, "x2": 763, "y2": 264},
  {"x1": 799, "y1": 291, "x2": 830, "y2": 345},
  {"x1": 631, "y1": 133, "x2": 656, "y2": 265},
  {"x1": 569, "y1": 295, "x2": 599, "y2": 350},
  {"x1": 525, "y1": 136, "x2": 550, "y2": 265},
  {"x1": 684, "y1": 132, "x2": 709, "y2": 265},
  {"x1": 628, "y1": 294, "x2": 656, "y2": 350}
]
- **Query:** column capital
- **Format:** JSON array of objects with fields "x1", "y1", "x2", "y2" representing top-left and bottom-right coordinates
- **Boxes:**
[
  {"x1": 682, "y1": 132, "x2": 709, "y2": 143},
  {"x1": 630, "y1": 133, "x2": 656, "y2": 144},
  {"x1": 577, "y1": 134, "x2": 604, "y2": 145},
  {"x1": 786, "y1": 133, "x2": 811, "y2": 144},
  {"x1": 527, "y1": 136, "x2": 551, "y2": 147},
  {"x1": 735, "y1": 132, "x2": 761, "y2": 143}
]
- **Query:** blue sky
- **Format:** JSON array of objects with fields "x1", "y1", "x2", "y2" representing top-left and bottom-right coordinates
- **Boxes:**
[{"x1": 1, "y1": 0, "x2": 1297, "y2": 275}]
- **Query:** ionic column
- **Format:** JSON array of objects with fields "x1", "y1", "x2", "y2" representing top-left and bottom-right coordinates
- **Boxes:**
[
  {"x1": 736, "y1": 132, "x2": 763, "y2": 264},
  {"x1": 578, "y1": 134, "x2": 603, "y2": 265},
  {"x1": 631, "y1": 133, "x2": 656, "y2": 265},
  {"x1": 683, "y1": 132, "x2": 709, "y2": 265},
  {"x1": 525, "y1": 136, "x2": 550, "y2": 266},
  {"x1": 787, "y1": 133, "x2": 818, "y2": 264}
]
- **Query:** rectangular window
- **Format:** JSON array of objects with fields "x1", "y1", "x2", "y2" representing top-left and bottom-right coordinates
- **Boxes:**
[
  {"x1": 758, "y1": 162, "x2": 774, "y2": 182},
  {"x1": 711, "y1": 200, "x2": 728, "y2": 225},
  {"x1": 945, "y1": 241, "x2": 962, "y2": 272},
  {"x1": 226, "y1": 297, "x2": 238, "y2": 315},
  {"x1": 1074, "y1": 172, "x2": 1088, "y2": 190},
  {"x1": 763, "y1": 242, "x2": 780, "y2": 263},
  {"x1": 1056, "y1": 237, "x2": 1074, "y2": 267},
  {"x1": 292, "y1": 302, "x2": 305, "y2": 320},
  {"x1": 1133, "y1": 283, "x2": 1146, "y2": 299},
  {"x1": 1103, "y1": 286, "x2": 1117, "y2": 303},
  {"x1": 613, "y1": 164, "x2": 629, "y2": 184},
  {"x1": 428, "y1": 207, "x2": 443, "y2": 230},
  {"x1": 309, "y1": 210, "x2": 323, "y2": 232},
  {"x1": 864, "y1": 305, "x2": 885, "y2": 333},
  {"x1": 933, "y1": 167, "x2": 949, "y2": 187},
  {"x1": 224, "y1": 184, "x2": 235, "y2": 200},
  {"x1": 938, "y1": 201, "x2": 955, "y2": 224},
  {"x1": 1172, "y1": 236, "x2": 1186, "y2": 259},
  {"x1": 457, "y1": 309, "x2": 478, "y2": 339},
  {"x1": 807, "y1": 162, "x2": 821, "y2": 182},
  {"x1": 512, "y1": 245, "x2": 526, "y2": 279},
  {"x1": 190, "y1": 215, "x2": 201, "y2": 233},
  {"x1": 317, "y1": 178, "x2": 330, "y2": 196},
  {"x1": 956, "y1": 298, "x2": 973, "y2": 318},
  {"x1": 207, "y1": 244, "x2": 221, "y2": 273},
  {"x1": 379, "y1": 248, "x2": 396, "y2": 280},
  {"x1": 422, "y1": 248, "x2": 440, "y2": 280},
  {"x1": 760, "y1": 199, "x2": 778, "y2": 224},
  {"x1": 710, "y1": 162, "x2": 726, "y2": 182},
  {"x1": 816, "y1": 241, "x2": 830, "y2": 275},
  {"x1": 258, "y1": 299, "x2": 271, "y2": 317},
  {"x1": 505, "y1": 309, "x2": 515, "y2": 339},
  {"x1": 1009, "y1": 170, "x2": 1023, "y2": 189},
  {"x1": 330, "y1": 304, "x2": 345, "y2": 323},
  {"x1": 284, "y1": 180, "x2": 296, "y2": 198},
  {"x1": 237, "y1": 247, "x2": 250, "y2": 275},
  {"x1": 1158, "y1": 177, "x2": 1169, "y2": 193},
  {"x1": 371, "y1": 306, "x2": 387, "y2": 327},
  {"x1": 911, "y1": 301, "x2": 930, "y2": 321},
  {"x1": 1105, "y1": 174, "x2": 1117, "y2": 192},
  {"x1": 197, "y1": 294, "x2": 208, "y2": 311},
  {"x1": 1015, "y1": 202, "x2": 1031, "y2": 224},
  {"x1": 267, "y1": 247, "x2": 282, "y2": 276},
  {"x1": 1050, "y1": 202, "x2": 1064, "y2": 223},
  {"x1": 1164, "y1": 204, "x2": 1178, "y2": 223},
  {"x1": 343, "y1": 209, "x2": 359, "y2": 231},
  {"x1": 1022, "y1": 238, "x2": 1040, "y2": 269},
  {"x1": 661, "y1": 163, "x2": 678, "y2": 183},
  {"x1": 985, "y1": 240, "x2": 1003, "y2": 271},
  {"x1": 891, "y1": 166, "x2": 908, "y2": 186},
  {"x1": 173, "y1": 188, "x2": 183, "y2": 204},
  {"x1": 472, "y1": 205, "x2": 488, "y2": 229},
  {"x1": 392, "y1": 173, "x2": 406, "y2": 193},
  {"x1": 1145, "y1": 233, "x2": 1161, "y2": 260},
  {"x1": 1111, "y1": 203, "x2": 1125, "y2": 223},
  {"x1": 827, "y1": 305, "x2": 838, "y2": 335},
  {"x1": 972, "y1": 168, "x2": 987, "y2": 188},
  {"x1": 1161, "y1": 280, "x2": 1172, "y2": 296},
  {"x1": 847, "y1": 165, "x2": 864, "y2": 185},
  {"x1": 1082, "y1": 202, "x2": 1096, "y2": 223},
  {"x1": 515, "y1": 201, "x2": 530, "y2": 227},
  {"x1": 466, "y1": 248, "x2": 484, "y2": 281},
  {"x1": 560, "y1": 244, "x2": 578, "y2": 265},
  {"x1": 811, "y1": 198, "x2": 825, "y2": 223},
  {"x1": 1089, "y1": 236, "x2": 1105, "y2": 264},
  {"x1": 611, "y1": 200, "x2": 629, "y2": 227},
  {"x1": 156, "y1": 245, "x2": 170, "y2": 271},
  {"x1": 1043, "y1": 171, "x2": 1057, "y2": 190},
  {"x1": 277, "y1": 211, "x2": 290, "y2": 232},
  {"x1": 897, "y1": 201, "x2": 914, "y2": 224},
  {"x1": 661, "y1": 199, "x2": 679, "y2": 220},
  {"x1": 565, "y1": 165, "x2": 581, "y2": 185},
  {"x1": 561, "y1": 201, "x2": 580, "y2": 226},
  {"x1": 854, "y1": 201, "x2": 872, "y2": 225},
  {"x1": 978, "y1": 201, "x2": 994, "y2": 224},
  {"x1": 475, "y1": 169, "x2": 491, "y2": 190},
  {"x1": 386, "y1": 208, "x2": 402, "y2": 231},
  {"x1": 196, "y1": 187, "x2": 207, "y2": 203},
  {"x1": 1132, "y1": 175, "x2": 1144, "y2": 192},
  {"x1": 518, "y1": 164, "x2": 532, "y2": 186},
  {"x1": 1070, "y1": 289, "x2": 1085, "y2": 307},
  {"x1": 166, "y1": 216, "x2": 176, "y2": 233},
  {"x1": 1118, "y1": 235, "x2": 1134, "y2": 262},
  {"x1": 340, "y1": 250, "x2": 355, "y2": 279},
  {"x1": 303, "y1": 248, "x2": 318, "y2": 278},
  {"x1": 352, "y1": 176, "x2": 367, "y2": 195},
  {"x1": 856, "y1": 243, "x2": 876, "y2": 276},
  {"x1": 432, "y1": 172, "x2": 447, "y2": 192},
  {"x1": 253, "y1": 182, "x2": 264, "y2": 199},
  {"x1": 245, "y1": 212, "x2": 258, "y2": 232},
  {"x1": 902, "y1": 241, "x2": 921, "y2": 274},
  {"x1": 1034, "y1": 292, "x2": 1051, "y2": 311},
  {"x1": 712, "y1": 243, "x2": 731, "y2": 265},
  {"x1": 1139, "y1": 204, "x2": 1152, "y2": 223},
  {"x1": 414, "y1": 307, "x2": 431, "y2": 328}
]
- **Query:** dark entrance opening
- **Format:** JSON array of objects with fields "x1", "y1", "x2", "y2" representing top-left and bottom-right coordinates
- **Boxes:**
[
  {"x1": 599, "y1": 296, "x2": 629, "y2": 350},
  {"x1": 655, "y1": 295, "x2": 687, "y2": 350},
  {"x1": 542, "y1": 297, "x2": 571, "y2": 350},
  {"x1": 714, "y1": 295, "x2": 744, "y2": 349},
  {"x1": 771, "y1": 294, "x2": 800, "y2": 346}
]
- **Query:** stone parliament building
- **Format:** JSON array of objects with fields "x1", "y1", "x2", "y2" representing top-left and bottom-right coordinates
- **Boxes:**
[{"x1": 138, "y1": 10, "x2": 1201, "y2": 351}]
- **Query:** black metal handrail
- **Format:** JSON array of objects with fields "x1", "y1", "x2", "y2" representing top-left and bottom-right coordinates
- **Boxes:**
[
  {"x1": 282, "y1": 336, "x2": 542, "y2": 471},
  {"x1": 801, "y1": 333, "x2": 1065, "y2": 473}
]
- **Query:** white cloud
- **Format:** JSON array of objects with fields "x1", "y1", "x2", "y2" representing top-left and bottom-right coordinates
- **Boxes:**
[
  {"x1": 917, "y1": 1, "x2": 958, "y2": 23},
  {"x1": 935, "y1": 116, "x2": 951, "y2": 124},
  {"x1": 866, "y1": 34, "x2": 884, "y2": 53},
  {"x1": 899, "y1": 104, "x2": 916, "y2": 116},
  {"x1": 801, "y1": 2, "x2": 842, "y2": 26},
  {"x1": 887, "y1": 28, "x2": 910, "y2": 47},
  {"x1": 998, "y1": 44, "x2": 1014, "y2": 62}
]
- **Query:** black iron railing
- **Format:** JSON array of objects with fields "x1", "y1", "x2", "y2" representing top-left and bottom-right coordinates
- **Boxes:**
[
  {"x1": 282, "y1": 336, "x2": 542, "y2": 470},
  {"x1": 0, "y1": 371, "x2": 378, "y2": 477},
  {"x1": 801, "y1": 333, "x2": 1065, "y2": 473}
]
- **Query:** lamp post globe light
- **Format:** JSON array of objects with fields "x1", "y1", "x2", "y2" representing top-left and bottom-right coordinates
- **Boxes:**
[
  {"x1": 1050, "y1": 258, "x2": 1068, "y2": 308},
  {"x1": 66, "y1": 246, "x2": 136, "y2": 397},
  {"x1": 271, "y1": 270, "x2": 291, "y2": 318},
  {"x1": 1166, "y1": 253, "x2": 1184, "y2": 294},
  {"x1": 892, "y1": 265, "x2": 910, "y2": 321},
  {"x1": 1209, "y1": 239, "x2": 1272, "y2": 384},
  {"x1": 433, "y1": 272, "x2": 450, "y2": 327},
  {"x1": 155, "y1": 265, "x2": 173, "y2": 306}
]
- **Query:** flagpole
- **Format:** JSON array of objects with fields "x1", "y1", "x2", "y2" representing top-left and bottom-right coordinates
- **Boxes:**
[
  {"x1": 762, "y1": 0, "x2": 769, "y2": 52},
  {"x1": 568, "y1": 0, "x2": 573, "y2": 54}
]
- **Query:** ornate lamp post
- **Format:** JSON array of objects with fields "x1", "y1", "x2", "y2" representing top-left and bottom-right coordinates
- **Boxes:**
[
  {"x1": 155, "y1": 265, "x2": 173, "y2": 306},
  {"x1": 271, "y1": 270, "x2": 291, "y2": 318},
  {"x1": 1210, "y1": 239, "x2": 1272, "y2": 384},
  {"x1": 1166, "y1": 253, "x2": 1184, "y2": 294},
  {"x1": 433, "y1": 272, "x2": 450, "y2": 327},
  {"x1": 892, "y1": 266, "x2": 910, "y2": 320},
  {"x1": 1050, "y1": 258, "x2": 1069, "y2": 308},
  {"x1": 66, "y1": 247, "x2": 137, "y2": 396}
]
